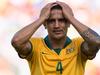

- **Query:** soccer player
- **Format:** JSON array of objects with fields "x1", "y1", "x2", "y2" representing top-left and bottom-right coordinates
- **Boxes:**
[{"x1": 11, "y1": 1, "x2": 100, "y2": 75}]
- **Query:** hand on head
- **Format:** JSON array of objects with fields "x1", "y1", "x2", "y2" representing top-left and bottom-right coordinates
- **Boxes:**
[
  {"x1": 40, "y1": 2, "x2": 58, "y2": 20},
  {"x1": 56, "y1": 1, "x2": 74, "y2": 18},
  {"x1": 40, "y1": 1, "x2": 74, "y2": 23}
]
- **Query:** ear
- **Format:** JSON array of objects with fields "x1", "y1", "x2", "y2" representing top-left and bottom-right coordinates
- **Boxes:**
[
  {"x1": 66, "y1": 21, "x2": 70, "y2": 28},
  {"x1": 68, "y1": 23, "x2": 70, "y2": 28},
  {"x1": 43, "y1": 22, "x2": 47, "y2": 29},
  {"x1": 44, "y1": 25, "x2": 47, "y2": 29}
]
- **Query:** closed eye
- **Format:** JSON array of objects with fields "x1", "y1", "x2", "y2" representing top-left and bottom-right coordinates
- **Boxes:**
[
  {"x1": 58, "y1": 18, "x2": 67, "y2": 23},
  {"x1": 47, "y1": 19, "x2": 55, "y2": 24}
]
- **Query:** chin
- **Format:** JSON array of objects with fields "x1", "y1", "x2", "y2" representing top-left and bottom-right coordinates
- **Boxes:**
[{"x1": 53, "y1": 35, "x2": 66, "y2": 40}]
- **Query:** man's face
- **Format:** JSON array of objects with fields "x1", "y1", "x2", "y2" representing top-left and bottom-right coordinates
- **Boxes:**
[{"x1": 45, "y1": 9, "x2": 70, "y2": 40}]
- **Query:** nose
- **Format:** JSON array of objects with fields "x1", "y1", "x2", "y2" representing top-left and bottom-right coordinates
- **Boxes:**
[{"x1": 55, "y1": 20, "x2": 59, "y2": 28}]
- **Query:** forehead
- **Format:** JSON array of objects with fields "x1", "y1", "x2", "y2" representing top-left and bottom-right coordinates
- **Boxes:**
[{"x1": 49, "y1": 9, "x2": 64, "y2": 19}]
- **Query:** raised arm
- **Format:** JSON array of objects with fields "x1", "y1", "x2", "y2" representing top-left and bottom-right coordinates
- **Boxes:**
[
  {"x1": 11, "y1": 3, "x2": 55, "y2": 60},
  {"x1": 56, "y1": 1, "x2": 100, "y2": 59}
]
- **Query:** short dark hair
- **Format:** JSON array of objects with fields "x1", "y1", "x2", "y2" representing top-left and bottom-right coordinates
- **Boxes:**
[{"x1": 51, "y1": 4, "x2": 62, "y2": 10}]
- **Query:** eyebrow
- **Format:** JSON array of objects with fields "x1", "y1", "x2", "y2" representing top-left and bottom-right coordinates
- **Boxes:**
[
  {"x1": 47, "y1": 18, "x2": 67, "y2": 22},
  {"x1": 47, "y1": 18, "x2": 65, "y2": 20}
]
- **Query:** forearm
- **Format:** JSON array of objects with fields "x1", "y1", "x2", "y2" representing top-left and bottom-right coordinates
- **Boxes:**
[
  {"x1": 68, "y1": 16, "x2": 100, "y2": 46},
  {"x1": 12, "y1": 17, "x2": 45, "y2": 45}
]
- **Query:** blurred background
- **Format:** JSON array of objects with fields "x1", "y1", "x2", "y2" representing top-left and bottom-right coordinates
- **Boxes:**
[{"x1": 0, "y1": 0, "x2": 100, "y2": 75}]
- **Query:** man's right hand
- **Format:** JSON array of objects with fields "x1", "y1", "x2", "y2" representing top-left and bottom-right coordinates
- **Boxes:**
[{"x1": 40, "y1": 2, "x2": 58, "y2": 22}]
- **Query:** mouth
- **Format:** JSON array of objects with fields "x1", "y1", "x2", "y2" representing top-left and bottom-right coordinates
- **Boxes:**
[{"x1": 53, "y1": 30, "x2": 63, "y2": 34}]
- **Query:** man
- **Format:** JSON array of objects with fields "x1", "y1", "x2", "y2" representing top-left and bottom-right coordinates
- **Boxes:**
[{"x1": 11, "y1": 1, "x2": 100, "y2": 75}]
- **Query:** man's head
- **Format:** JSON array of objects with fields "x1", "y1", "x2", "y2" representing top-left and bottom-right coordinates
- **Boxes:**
[
  {"x1": 44, "y1": 4, "x2": 70, "y2": 40},
  {"x1": 51, "y1": 3, "x2": 62, "y2": 10}
]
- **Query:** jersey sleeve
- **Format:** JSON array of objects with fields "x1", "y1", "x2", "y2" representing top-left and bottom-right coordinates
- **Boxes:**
[
  {"x1": 29, "y1": 38, "x2": 42, "y2": 60},
  {"x1": 72, "y1": 37, "x2": 89, "y2": 61},
  {"x1": 29, "y1": 38, "x2": 39, "y2": 56},
  {"x1": 73, "y1": 37, "x2": 97, "y2": 60}
]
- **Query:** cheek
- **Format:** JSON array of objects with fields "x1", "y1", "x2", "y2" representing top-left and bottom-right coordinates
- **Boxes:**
[
  {"x1": 62, "y1": 24, "x2": 70, "y2": 29},
  {"x1": 61, "y1": 23, "x2": 67, "y2": 28},
  {"x1": 46, "y1": 26, "x2": 53, "y2": 32},
  {"x1": 63, "y1": 24, "x2": 69, "y2": 31}
]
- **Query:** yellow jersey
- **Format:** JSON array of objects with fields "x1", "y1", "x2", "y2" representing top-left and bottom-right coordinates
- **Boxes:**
[{"x1": 28, "y1": 37, "x2": 87, "y2": 75}]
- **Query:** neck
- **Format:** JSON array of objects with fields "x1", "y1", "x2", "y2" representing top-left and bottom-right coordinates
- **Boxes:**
[{"x1": 48, "y1": 36, "x2": 67, "y2": 49}]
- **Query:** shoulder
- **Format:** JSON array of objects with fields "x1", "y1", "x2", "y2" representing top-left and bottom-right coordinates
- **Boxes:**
[
  {"x1": 29, "y1": 37, "x2": 44, "y2": 49},
  {"x1": 70, "y1": 37, "x2": 84, "y2": 53},
  {"x1": 30, "y1": 37, "x2": 43, "y2": 43},
  {"x1": 30, "y1": 37, "x2": 43, "y2": 41},
  {"x1": 71, "y1": 37, "x2": 84, "y2": 45}
]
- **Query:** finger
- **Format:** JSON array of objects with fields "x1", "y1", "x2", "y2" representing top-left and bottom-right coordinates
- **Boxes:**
[
  {"x1": 55, "y1": 1, "x2": 64, "y2": 8},
  {"x1": 56, "y1": 1, "x2": 68, "y2": 7},
  {"x1": 42, "y1": 3, "x2": 54, "y2": 11},
  {"x1": 51, "y1": 3, "x2": 59, "y2": 8},
  {"x1": 47, "y1": 2, "x2": 58, "y2": 8},
  {"x1": 46, "y1": 2, "x2": 59, "y2": 10},
  {"x1": 46, "y1": 2, "x2": 56, "y2": 7},
  {"x1": 56, "y1": 1, "x2": 74, "y2": 16}
]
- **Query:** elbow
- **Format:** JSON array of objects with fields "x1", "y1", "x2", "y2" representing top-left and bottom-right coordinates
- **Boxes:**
[
  {"x1": 95, "y1": 38, "x2": 100, "y2": 47},
  {"x1": 11, "y1": 37, "x2": 20, "y2": 47},
  {"x1": 90, "y1": 37, "x2": 100, "y2": 47}
]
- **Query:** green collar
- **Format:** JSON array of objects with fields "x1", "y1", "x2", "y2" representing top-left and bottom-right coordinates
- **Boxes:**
[{"x1": 44, "y1": 35, "x2": 72, "y2": 50}]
